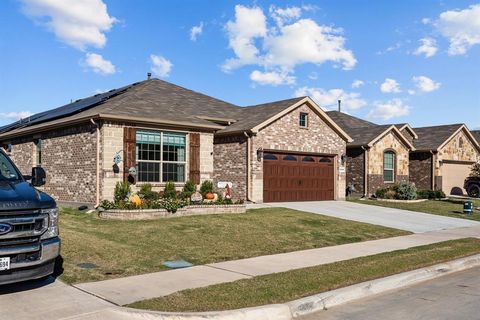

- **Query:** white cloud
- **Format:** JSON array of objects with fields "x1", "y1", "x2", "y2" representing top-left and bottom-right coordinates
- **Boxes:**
[
  {"x1": 250, "y1": 70, "x2": 295, "y2": 86},
  {"x1": 190, "y1": 22, "x2": 203, "y2": 41},
  {"x1": 20, "y1": 0, "x2": 117, "y2": 50},
  {"x1": 82, "y1": 53, "x2": 115, "y2": 75},
  {"x1": 412, "y1": 75, "x2": 441, "y2": 93},
  {"x1": 368, "y1": 99, "x2": 410, "y2": 120},
  {"x1": 380, "y1": 78, "x2": 401, "y2": 93},
  {"x1": 351, "y1": 79, "x2": 364, "y2": 88},
  {"x1": 294, "y1": 87, "x2": 367, "y2": 111},
  {"x1": 413, "y1": 37, "x2": 438, "y2": 58},
  {"x1": 222, "y1": 5, "x2": 356, "y2": 84},
  {"x1": 0, "y1": 111, "x2": 34, "y2": 121},
  {"x1": 150, "y1": 54, "x2": 173, "y2": 78},
  {"x1": 223, "y1": 5, "x2": 267, "y2": 72},
  {"x1": 308, "y1": 72, "x2": 318, "y2": 80},
  {"x1": 269, "y1": 5, "x2": 302, "y2": 26},
  {"x1": 435, "y1": 4, "x2": 480, "y2": 55}
]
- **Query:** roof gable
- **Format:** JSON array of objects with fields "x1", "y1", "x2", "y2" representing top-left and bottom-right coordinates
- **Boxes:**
[{"x1": 412, "y1": 124, "x2": 479, "y2": 151}]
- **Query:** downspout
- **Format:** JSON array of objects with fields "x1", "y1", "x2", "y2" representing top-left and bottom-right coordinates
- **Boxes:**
[
  {"x1": 90, "y1": 119, "x2": 100, "y2": 208},
  {"x1": 430, "y1": 150, "x2": 436, "y2": 190},
  {"x1": 361, "y1": 146, "x2": 369, "y2": 197},
  {"x1": 244, "y1": 131, "x2": 252, "y2": 202}
]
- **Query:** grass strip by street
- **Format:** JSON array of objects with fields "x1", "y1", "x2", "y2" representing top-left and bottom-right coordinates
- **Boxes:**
[
  {"x1": 350, "y1": 198, "x2": 480, "y2": 221},
  {"x1": 59, "y1": 207, "x2": 409, "y2": 284},
  {"x1": 128, "y1": 238, "x2": 480, "y2": 312}
]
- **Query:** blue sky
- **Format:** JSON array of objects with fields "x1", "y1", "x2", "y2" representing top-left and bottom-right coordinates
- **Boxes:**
[{"x1": 0, "y1": 0, "x2": 479, "y2": 129}]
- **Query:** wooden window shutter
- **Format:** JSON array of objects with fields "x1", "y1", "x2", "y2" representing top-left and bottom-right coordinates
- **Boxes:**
[
  {"x1": 124, "y1": 127, "x2": 136, "y2": 182},
  {"x1": 189, "y1": 133, "x2": 201, "y2": 184}
]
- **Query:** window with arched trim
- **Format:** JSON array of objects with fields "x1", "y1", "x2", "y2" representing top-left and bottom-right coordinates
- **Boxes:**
[
  {"x1": 263, "y1": 153, "x2": 278, "y2": 160},
  {"x1": 319, "y1": 157, "x2": 332, "y2": 163},
  {"x1": 283, "y1": 155, "x2": 297, "y2": 161},
  {"x1": 302, "y1": 156, "x2": 315, "y2": 162},
  {"x1": 383, "y1": 151, "x2": 395, "y2": 183}
]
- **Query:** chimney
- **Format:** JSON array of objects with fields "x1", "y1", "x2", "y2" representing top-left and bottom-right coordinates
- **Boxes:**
[
  {"x1": 147, "y1": 72, "x2": 152, "y2": 80},
  {"x1": 338, "y1": 99, "x2": 341, "y2": 112}
]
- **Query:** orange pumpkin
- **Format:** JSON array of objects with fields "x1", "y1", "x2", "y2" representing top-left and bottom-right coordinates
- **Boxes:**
[{"x1": 205, "y1": 192, "x2": 215, "y2": 200}]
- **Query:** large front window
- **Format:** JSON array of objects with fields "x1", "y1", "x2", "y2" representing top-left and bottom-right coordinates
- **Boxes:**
[
  {"x1": 383, "y1": 151, "x2": 395, "y2": 183},
  {"x1": 136, "y1": 131, "x2": 186, "y2": 183}
]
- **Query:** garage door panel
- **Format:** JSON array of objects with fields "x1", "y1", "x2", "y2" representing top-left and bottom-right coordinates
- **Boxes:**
[
  {"x1": 442, "y1": 162, "x2": 472, "y2": 196},
  {"x1": 263, "y1": 152, "x2": 335, "y2": 202}
]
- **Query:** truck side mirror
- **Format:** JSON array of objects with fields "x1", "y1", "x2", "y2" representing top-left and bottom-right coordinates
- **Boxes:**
[{"x1": 31, "y1": 167, "x2": 46, "y2": 187}]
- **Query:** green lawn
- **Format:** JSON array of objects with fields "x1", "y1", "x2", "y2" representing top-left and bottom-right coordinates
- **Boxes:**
[
  {"x1": 350, "y1": 198, "x2": 480, "y2": 221},
  {"x1": 58, "y1": 207, "x2": 409, "y2": 284},
  {"x1": 129, "y1": 238, "x2": 480, "y2": 312}
]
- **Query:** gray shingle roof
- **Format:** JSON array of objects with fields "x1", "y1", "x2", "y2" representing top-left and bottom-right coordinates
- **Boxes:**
[
  {"x1": 0, "y1": 79, "x2": 308, "y2": 138},
  {"x1": 216, "y1": 97, "x2": 306, "y2": 134},
  {"x1": 472, "y1": 130, "x2": 480, "y2": 144},
  {"x1": 326, "y1": 111, "x2": 395, "y2": 147},
  {"x1": 412, "y1": 124, "x2": 464, "y2": 151}
]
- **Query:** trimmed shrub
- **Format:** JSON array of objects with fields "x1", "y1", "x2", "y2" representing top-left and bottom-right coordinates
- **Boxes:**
[
  {"x1": 375, "y1": 188, "x2": 388, "y2": 199},
  {"x1": 435, "y1": 190, "x2": 446, "y2": 199},
  {"x1": 114, "y1": 181, "x2": 131, "y2": 203},
  {"x1": 396, "y1": 182, "x2": 417, "y2": 200},
  {"x1": 139, "y1": 183, "x2": 159, "y2": 201},
  {"x1": 181, "y1": 180, "x2": 196, "y2": 199},
  {"x1": 163, "y1": 181, "x2": 177, "y2": 199},
  {"x1": 417, "y1": 189, "x2": 446, "y2": 199},
  {"x1": 200, "y1": 180, "x2": 214, "y2": 196}
]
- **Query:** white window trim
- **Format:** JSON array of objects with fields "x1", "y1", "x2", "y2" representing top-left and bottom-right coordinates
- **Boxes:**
[
  {"x1": 299, "y1": 112, "x2": 309, "y2": 128},
  {"x1": 383, "y1": 151, "x2": 395, "y2": 183},
  {"x1": 136, "y1": 131, "x2": 187, "y2": 183}
]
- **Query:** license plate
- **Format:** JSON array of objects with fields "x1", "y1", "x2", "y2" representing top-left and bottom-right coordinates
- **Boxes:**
[{"x1": 0, "y1": 257, "x2": 10, "y2": 271}]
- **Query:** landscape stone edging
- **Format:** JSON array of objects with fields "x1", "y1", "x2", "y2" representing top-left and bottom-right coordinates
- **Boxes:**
[
  {"x1": 100, "y1": 253, "x2": 480, "y2": 320},
  {"x1": 99, "y1": 204, "x2": 246, "y2": 220},
  {"x1": 373, "y1": 198, "x2": 428, "y2": 203}
]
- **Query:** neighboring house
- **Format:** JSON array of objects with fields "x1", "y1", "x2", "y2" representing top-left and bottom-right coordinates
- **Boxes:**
[
  {"x1": 327, "y1": 111, "x2": 415, "y2": 197},
  {"x1": 472, "y1": 130, "x2": 480, "y2": 145},
  {"x1": 0, "y1": 78, "x2": 351, "y2": 205},
  {"x1": 410, "y1": 124, "x2": 480, "y2": 195}
]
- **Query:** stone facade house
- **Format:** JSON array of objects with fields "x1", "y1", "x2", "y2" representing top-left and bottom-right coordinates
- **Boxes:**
[
  {"x1": 0, "y1": 78, "x2": 351, "y2": 205},
  {"x1": 327, "y1": 111, "x2": 415, "y2": 197},
  {"x1": 410, "y1": 124, "x2": 480, "y2": 195}
]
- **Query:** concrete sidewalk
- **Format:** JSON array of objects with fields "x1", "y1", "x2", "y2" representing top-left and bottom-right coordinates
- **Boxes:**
[
  {"x1": 74, "y1": 225, "x2": 480, "y2": 306},
  {"x1": 248, "y1": 201, "x2": 480, "y2": 233}
]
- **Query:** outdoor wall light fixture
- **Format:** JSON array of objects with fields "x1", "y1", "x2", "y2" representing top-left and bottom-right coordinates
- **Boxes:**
[
  {"x1": 341, "y1": 154, "x2": 347, "y2": 165},
  {"x1": 257, "y1": 148, "x2": 264, "y2": 161}
]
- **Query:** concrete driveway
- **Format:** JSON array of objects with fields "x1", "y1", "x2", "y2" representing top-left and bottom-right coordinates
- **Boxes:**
[{"x1": 248, "y1": 201, "x2": 480, "y2": 233}]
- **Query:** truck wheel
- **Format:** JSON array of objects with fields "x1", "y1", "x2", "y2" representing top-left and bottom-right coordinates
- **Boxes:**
[{"x1": 468, "y1": 185, "x2": 480, "y2": 198}]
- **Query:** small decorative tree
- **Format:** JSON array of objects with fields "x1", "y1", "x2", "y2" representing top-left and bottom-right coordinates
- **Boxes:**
[
  {"x1": 163, "y1": 181, "x2": 177, "y2": 199},
  {"x1": 470, "y1": 162, "x2": 480, "y2": 177},
  {"x1": 114, "y1": 181, "x2": 131, "y2": 203}
]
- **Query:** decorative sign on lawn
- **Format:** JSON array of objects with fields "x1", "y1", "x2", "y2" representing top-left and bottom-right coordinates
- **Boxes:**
[
  {"x1": 190, "y1": 191, "x2": 203, "y2": 204},
  {"x1": 217, "y1": 181, "x2": 233, "y2": 188}
]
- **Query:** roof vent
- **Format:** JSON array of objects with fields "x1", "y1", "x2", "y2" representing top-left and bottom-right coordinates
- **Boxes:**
[{"x1": 147, "y1": 72, "x2": 152, "y2": 80}]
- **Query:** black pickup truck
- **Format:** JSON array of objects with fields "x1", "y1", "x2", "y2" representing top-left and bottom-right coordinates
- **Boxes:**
[
  {"x1": 465, "y1": 176, "x2": 480, "y2": 198},
  {"x1": 0, "y1": 148, "x2": 60, "y2": 285}
]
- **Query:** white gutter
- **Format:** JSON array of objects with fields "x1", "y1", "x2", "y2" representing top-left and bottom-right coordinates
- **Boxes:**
[
  {"x1": 361, "y1": 146, "x2": 369, "y2": 197},
  {"x1": 90, "y1": 119, "x2": 101, "y2": 208}
]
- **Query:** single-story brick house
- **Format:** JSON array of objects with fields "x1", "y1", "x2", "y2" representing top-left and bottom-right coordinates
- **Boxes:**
[
  {"x1": 409, "y1": 124, "x2": 480, "y2": 195},
  {"x1": 327, "y1": 111, "x2": 415, "y2": 197},
  {"x1": 0, "y1": 78, "x2": 352, "y2": 205}
]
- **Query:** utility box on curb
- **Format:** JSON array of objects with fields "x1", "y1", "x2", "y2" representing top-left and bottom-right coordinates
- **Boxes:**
[{"x1": 463, "y1": 201, "x2": 474, "y2": 215}]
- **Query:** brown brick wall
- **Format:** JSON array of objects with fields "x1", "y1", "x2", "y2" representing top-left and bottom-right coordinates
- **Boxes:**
[
  {"x1": 3, "y1": 124, "x2": 98, "y2": 204},
  {"x1": 346, "y1": 147, "x2": 365, "y2": 195},
  {"x1": 213, "y1": 135, "x2": 247, "y2": 200},
  {"x1": 409, "y1": 152, "x2": 433, "y2": 190},
  {"x1": 368, "y1": 174, "x2": 409, "y2": 195}
]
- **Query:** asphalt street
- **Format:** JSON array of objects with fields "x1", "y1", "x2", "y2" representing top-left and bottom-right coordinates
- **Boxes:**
[{"x1": 300, "y1": 266, "x2": 480, "y2": 320}]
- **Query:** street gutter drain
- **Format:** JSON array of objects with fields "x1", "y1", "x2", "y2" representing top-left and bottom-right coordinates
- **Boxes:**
[
  {"x1": 162, "y1": 260, "x2": 193, "y2": 269},
  {"x1": 77, "y1": 263, "x2": 98, "y2": 269}
]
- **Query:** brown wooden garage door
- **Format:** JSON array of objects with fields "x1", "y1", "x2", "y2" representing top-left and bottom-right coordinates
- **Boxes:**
[{"x1": 263, "y1": 152, "x2": 335, "y2": 202}]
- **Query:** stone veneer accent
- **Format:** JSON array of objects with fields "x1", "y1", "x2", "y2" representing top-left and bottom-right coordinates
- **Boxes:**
[
  {"x1": 100, "y1": 204, "x2": 246, "y2": 220},
  {"x1": 366, "y1": 131, "x2": 410, "y2": 195},
  {"x1": 4, "y1": 124, "x2": 97, "y2": 203},
  {"x1": 250, "y1": 103, "x2": 347, "y2": 202}
]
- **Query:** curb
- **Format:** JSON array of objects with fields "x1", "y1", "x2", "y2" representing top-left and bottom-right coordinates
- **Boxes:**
[{"x1": 73, "y1": 253, "x2": 480, "y2": 320}]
